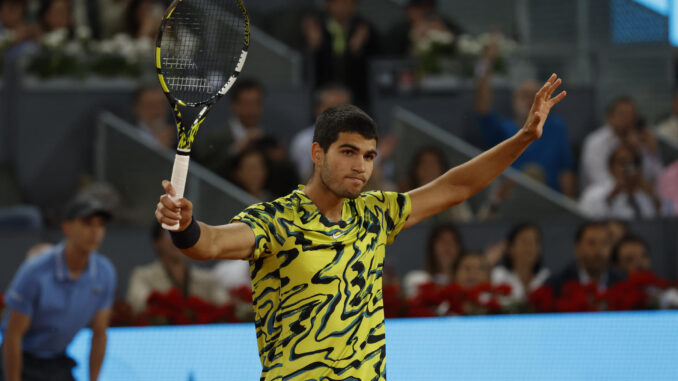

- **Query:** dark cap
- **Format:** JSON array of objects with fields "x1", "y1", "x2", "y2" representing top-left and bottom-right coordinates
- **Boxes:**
[{"x1": 63, "y1": 195, "x2": 113, "y2": 222}]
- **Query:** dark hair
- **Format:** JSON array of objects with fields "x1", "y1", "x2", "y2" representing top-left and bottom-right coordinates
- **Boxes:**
[
  {"x1": 228, "y1": 147, "x2": 267, "y2": 179},
  {"x1": 230, "y1": 78, "x2": 265, "y2": 103},
  {"x1": 125, "y1": 0, "x2": 156, "y2": 37},
  {"x1": 502, "y1": 222, "x2": 543, "y2": 274},
  {"x1": 408, "y1": 146, "x2": 447, "y2": 188},
  {"x1": 38, "y1": 0, "x2": 73, "y2": 34},
  {"x1": 425, "y1": 223, "x2": 464, "y2": 275},
  {"x1": 607, "y1": 144, "x2": 641, "y2": 170},
  {"x1": 575, "y1": 221, "x2": 607, "y2": 244},
  {"x1": 312, "y1": 104, "x2": 378, "y2": 152},
  {"x1": 605, "y1": 96, "x2": 635, "y2": 117},
  {"x1": 132, "y1": 83, "x2": 161, "y2": 105},
  {"x1": 0, "y1": 0, "x2": 26, "y2": 8},
  {"x1": 452, "y1": 252, "x2": 484, "y2": 274},
  {"x1": 611, "y1": 234, "x2": 649, "y2": 265}
]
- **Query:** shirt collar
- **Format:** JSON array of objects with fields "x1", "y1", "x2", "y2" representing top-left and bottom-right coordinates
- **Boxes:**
[
  {"x1": 55, "y1": 242, "x2": 97, "y2": 282},
  {"x1": 577, "y1": 266, "x2": 608, "y2": 291}
]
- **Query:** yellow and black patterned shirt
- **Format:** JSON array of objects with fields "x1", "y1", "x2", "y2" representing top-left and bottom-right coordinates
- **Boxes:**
[{"x1": 231, "y1": 186, "x2": 411, "y2": 381}]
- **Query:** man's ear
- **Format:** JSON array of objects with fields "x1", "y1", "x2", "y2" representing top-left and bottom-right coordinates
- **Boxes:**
[{"x1": 311, "y1": 142, "x2": 324, "y2": 165}]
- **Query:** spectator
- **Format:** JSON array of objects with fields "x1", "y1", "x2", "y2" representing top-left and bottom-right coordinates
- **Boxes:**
[
  {"x1": 212, "y1": 260, "x2": 251, "y2": 294},
  {"x1": 604, "y1": 218, "x2": 629, "y2": 248},
  {"x1": 0, "y1": 194, "x2": 116, "y2": 381},
  {"x1": 474, "y1": 42, "x2": 575, "y2": 197},
  {"x1": 454, "y1": 252, "x2": 490, "y2": 290},
  {"x1": 657, "y1": 159, "x2": 678, "y2": 214},
  {"x1": 654, "y1": 90, "x2": 678, "y2": 145},
  {"x1": 399, "y1": 146, "x2": 473, "y2": 222},
  {"x1": 253, "y1": 135, "x2": 301, "y2": 199},
  {"x1": 491, "y1": 223, "x2": 550, "y2": 302},
  {"x1": 403, "y1": 223, "x2": 464, "y2": 297},
  {"x1": 290, "y1": 84, "x2": 352, "y2": 181},
  {"x1": 579, "y1": 145, "x2": 663, "y2": 220},
  {"x1": 126, "y1": 223, "x2": 228, "y2": 314},
  {"x1": 37, "y1": 0, "x2": 74, "y2": 38},
  {"x1": 193, "y1": 79, "x2": 266, "y2": 174},
  {"x1": 382, "y1": 0, "x2": 463, "y2": 57},
  {"x1": 302, "y1": 0, "x2": 378, "y2": 107},
  {"x1": 124, "y1": 0, "x2": 162, "y2": 41},
  {"x1": 0, "y1": 0, "x2": 37, "y2": 55},
  {"x1": 580, "y1": 96, "x2": 662, "y2": 191},
  {"x1": 611, "y1": 235, "x2": 651, "y2": 276},
  {"x1": 548, "y1": 221, "x2": 625, "y2": 296},
  {"x1": 228, "y1": 147, "x2": 271, "y2": 201},
  {"x1": 131, "y1": 85, "x2": 176, "y2": 149}
]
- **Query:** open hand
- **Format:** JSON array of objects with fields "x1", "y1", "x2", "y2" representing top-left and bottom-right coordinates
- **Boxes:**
[{"x1": 521, "y1": 74, "x2": 567, "y2": 141}]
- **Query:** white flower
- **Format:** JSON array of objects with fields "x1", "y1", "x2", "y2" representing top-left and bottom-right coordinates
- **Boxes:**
[
  {"x1": 427, "y1": 29, "x2": 455, "y2": 45},
  {"x1": 457, "y1": 34, "x2": 483, "y2": 55},
  {"x1": 41, "y1": 28, "x2": 69, "y2": 49},
  {"x1": 659, "y1": 288, "x2": 678, "y2": 309},
  {"x1": 76, "y1": 26, "x2": 91, "y2": 41},
  {"x1": 63, "y1": 40, "x2": 83, "y2": 55}
]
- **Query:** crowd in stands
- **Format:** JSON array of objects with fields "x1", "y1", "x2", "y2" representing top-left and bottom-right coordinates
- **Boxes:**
[{"x1": 2, "y1": 0, "x2": 678, "y2": 330}]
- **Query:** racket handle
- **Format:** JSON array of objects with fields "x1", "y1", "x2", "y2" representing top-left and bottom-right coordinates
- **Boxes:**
[{"x1": 162, "y1": 153, "x2": 190, "y2": 231}]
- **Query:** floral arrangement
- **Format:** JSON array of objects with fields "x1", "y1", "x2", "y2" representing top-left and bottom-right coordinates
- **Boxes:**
[
  {"x1": 413, "y1": 30, "x2": 517, "y2": 77},
  {"x1": 393, "y1": 271, "x2": 678, "y2": 318},
  {"x1": 110, "y1": 286, "x2": 255, "y2": 327},
  {"x1": 25, "y1": 27, "x2": 150, "y2": 79}
]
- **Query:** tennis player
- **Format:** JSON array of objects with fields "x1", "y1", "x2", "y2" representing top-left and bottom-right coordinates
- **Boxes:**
[{"x1": 155, "y1": 75, "x2": 566, "y2": 380}]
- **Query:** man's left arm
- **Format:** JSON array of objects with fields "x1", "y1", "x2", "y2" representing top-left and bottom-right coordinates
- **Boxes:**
[
  {"x1": 405, "y1": 74, "x2": 566, "y2": 229},
  {"x1": 89, "y1": 308, "x2": 111, "y2": 381}
]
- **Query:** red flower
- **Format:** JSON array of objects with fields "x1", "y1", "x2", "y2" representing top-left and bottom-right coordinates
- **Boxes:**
[
  {"x1": 628, "y1": 271, "x2": 670, "y2": 289},
  {"x1": 493, "y1": 284, "x2": 512, "y2": 296},
  {"x1": 528, "y1": 286, "x2": 555, "y2": 313},
  {"x1": 382, "y1": 285, "x2": 403, "y2": 318},
  {"x1": 230, "y1": 286, "x2": 253, "y2": 303},
  {"x1": 483, "y1": 298, "x2": 502, "y2": 313}
]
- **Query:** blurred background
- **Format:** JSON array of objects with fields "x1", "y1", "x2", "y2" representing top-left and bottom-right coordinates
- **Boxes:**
[{"x1": 1, "y1": 0, "x2": 678, "y2": 378}]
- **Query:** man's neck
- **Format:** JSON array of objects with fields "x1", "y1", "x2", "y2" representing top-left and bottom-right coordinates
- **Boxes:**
[
  {"x1": 64, "y1": 242, "x2": 91, "y2": 279},
  {"x1": 303, "y1": 178, "x2": 344, "y2": 222}
]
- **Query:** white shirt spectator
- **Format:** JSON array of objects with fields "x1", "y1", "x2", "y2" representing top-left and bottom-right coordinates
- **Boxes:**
[
  {"x1": 579, "y1": 180, "x2": 659, "y2": 220},
  {"x1": 491, "y1": 266, "x2": 550, "y2": 301},
  {"x1": 290, "y1": 126, "x2": 315, "y2": 181},
  {"x1": 580, "y1": 125, "x2": 663, "y2": 190},
  {"x1": 213, "y1": 260, "x2": 251, "y2": 291},
  {"x1": 655, "y1": 115, "x2": 678, "y2": 145}
]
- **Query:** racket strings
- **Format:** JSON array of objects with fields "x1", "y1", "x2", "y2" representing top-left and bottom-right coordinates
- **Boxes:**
[{"x1": 160, "y1": 0, "x2": 247, "y2": 105}]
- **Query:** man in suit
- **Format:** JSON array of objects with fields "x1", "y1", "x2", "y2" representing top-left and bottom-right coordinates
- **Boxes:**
[{"x1": 549, "y1": 221, "x2": 626, "y2": 296}]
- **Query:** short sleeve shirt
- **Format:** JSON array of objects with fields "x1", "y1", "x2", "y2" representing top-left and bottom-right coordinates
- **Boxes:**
[
  {"x1": 231, "y1": 187, "x2": 411, "y2": 381},
  {"x1": 1, "y1": 244, "x2": 117, "y2": 358}
]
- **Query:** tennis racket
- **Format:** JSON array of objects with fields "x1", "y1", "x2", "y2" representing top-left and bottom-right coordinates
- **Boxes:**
[{"x1": 156, "y1": 0, "x2": 250, "y2": 230}]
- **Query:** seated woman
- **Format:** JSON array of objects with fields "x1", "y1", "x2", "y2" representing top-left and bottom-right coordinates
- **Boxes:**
[
  {"x1": 491, "y1": 222, "x2": 550, "y2": 302},
  {"x1": 403, "y1": 223, "x2": 464, "y2": 297}
]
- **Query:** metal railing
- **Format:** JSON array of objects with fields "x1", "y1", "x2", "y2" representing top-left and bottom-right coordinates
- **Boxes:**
[
  {"x1": 393, "y1": 107, "x2": 586, "y2": 220},
  {"x1": 95, "y1": 112, "x2": 257, "y2": 227}
]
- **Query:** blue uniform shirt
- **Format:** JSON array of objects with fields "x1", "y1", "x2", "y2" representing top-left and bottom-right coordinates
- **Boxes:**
[
  {"x1": 477, "y1": 112, "x2": 574, "y2": 192},
  {"x1": 1, "y1": 244, "x2": 116, "y2": 358}
]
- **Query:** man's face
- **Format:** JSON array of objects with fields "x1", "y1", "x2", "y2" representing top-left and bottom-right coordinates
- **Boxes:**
[
  {"x1": 315, "y1": 132, "x2": 377, "y2": 199},
  {"x1": 63, "y1": 215, "x2": 107, "y2": 254},
  {"x1": 607, "y1": 101, "x2": 637, "y2": 137},
  {"x1": 575, "y1": 226, "x2": 611, "y2": 275},
  {"x1": 617, "y1": 242, "x2": 649, "y2": 275},
  {"x1": 135, "y1": 88, "x2": 168, "y2": 126},
  {"x1": 609, "y1": 146, "x2": 639, "y2": 185},
  {"x1": 0, "y1": 1, "x2": 24, "y2": 28},
  {"x1": 232, "y1": 88, "x2": 263, "y2": 129}
]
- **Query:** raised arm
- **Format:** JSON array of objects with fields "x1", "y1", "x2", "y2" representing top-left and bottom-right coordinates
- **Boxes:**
[
  {"x1": 404, "y1": 74, "x2": 567, "y2": 229},
  {"x1": 155, "y1": 180, "x2": 255, "y2": 260}
]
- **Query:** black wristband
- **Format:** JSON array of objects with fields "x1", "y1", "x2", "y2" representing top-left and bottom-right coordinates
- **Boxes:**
[{"x1": 169, "y1": 217, "x2": 201, "y2": 249}]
